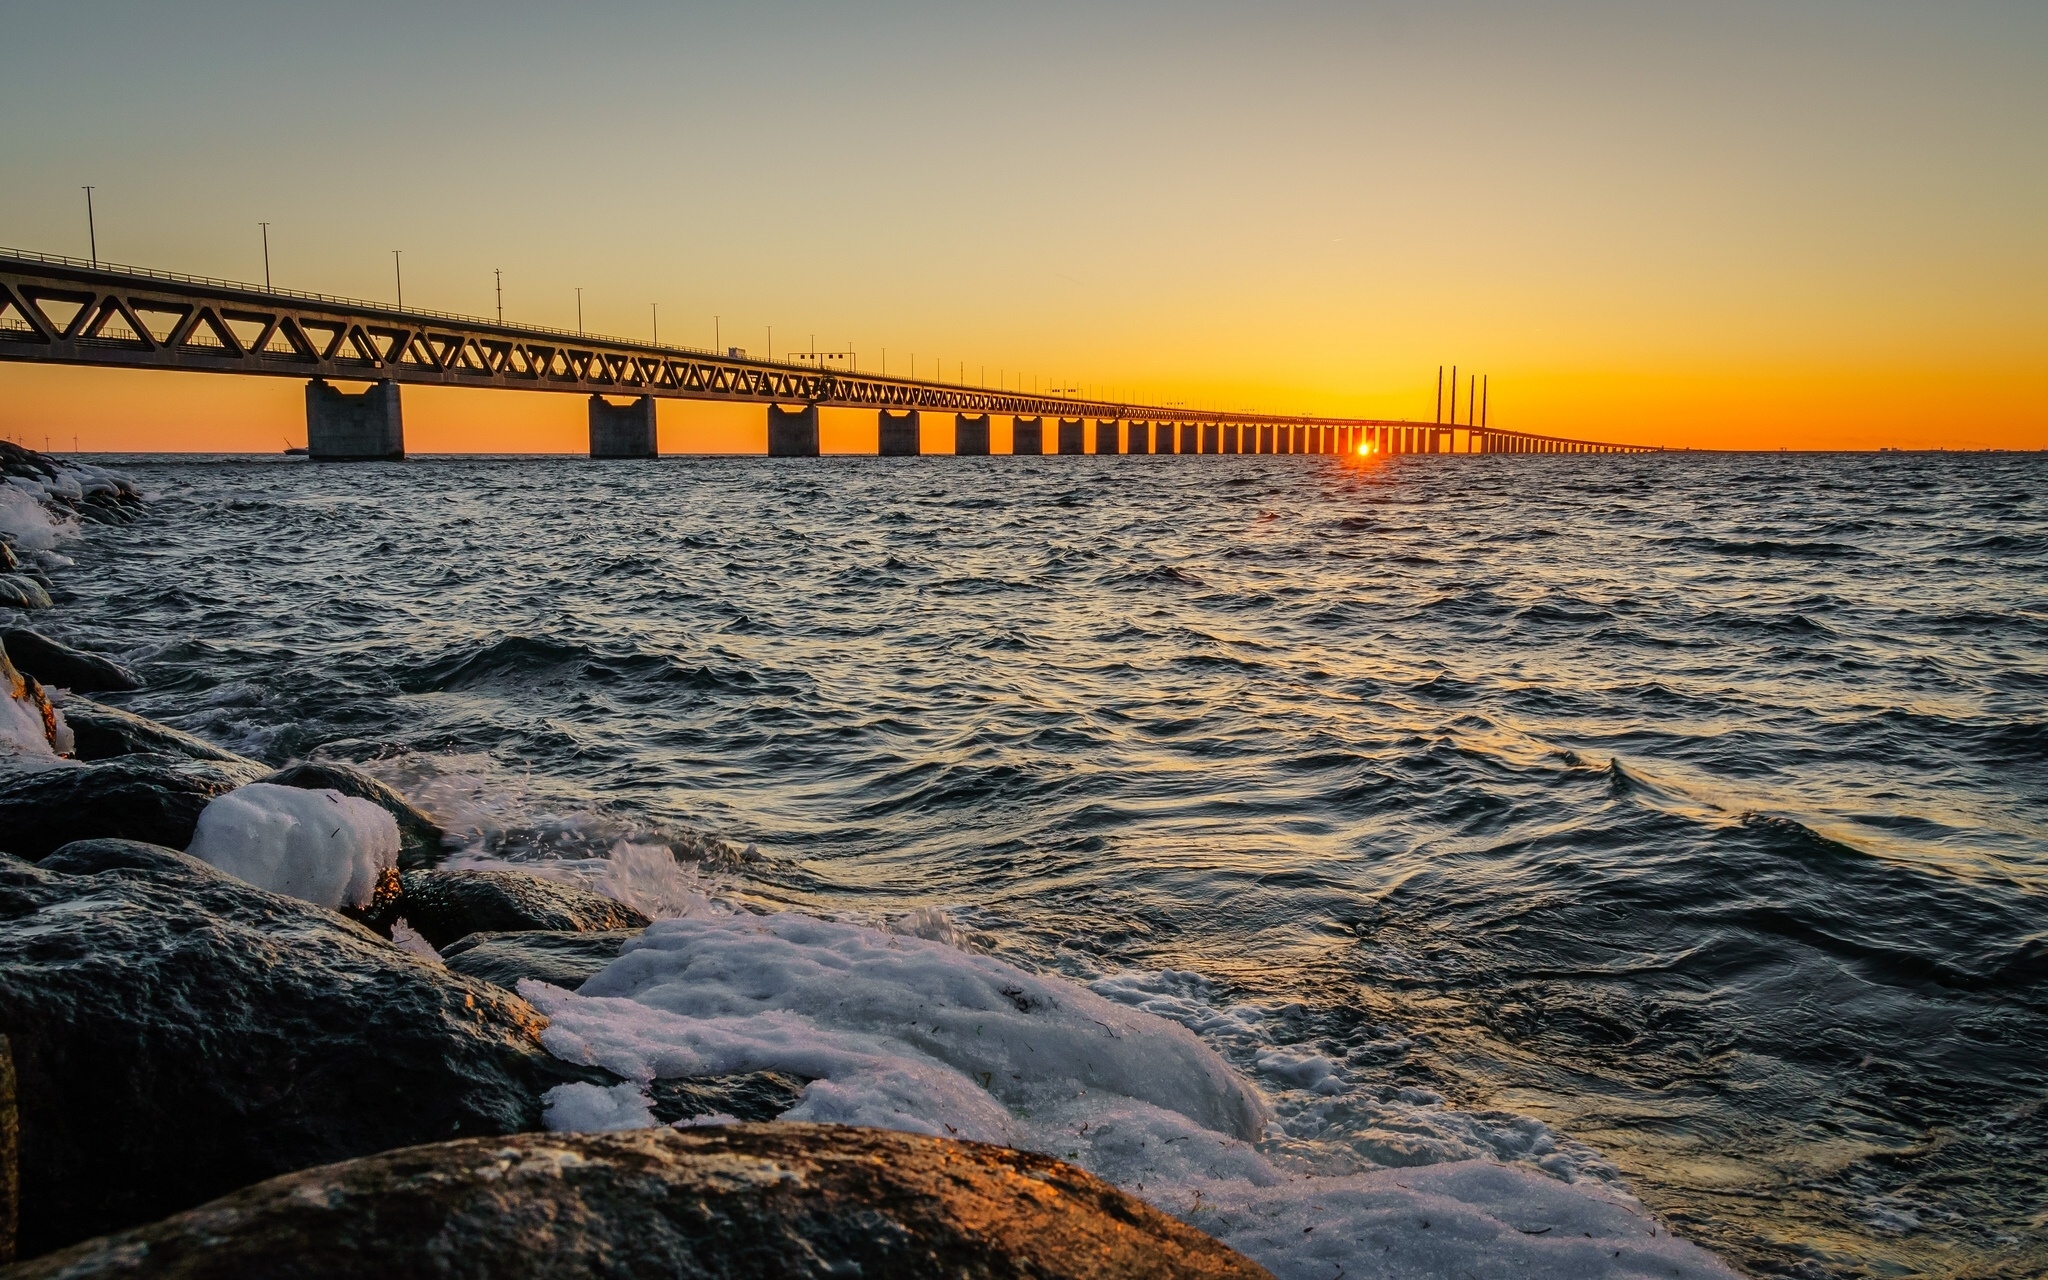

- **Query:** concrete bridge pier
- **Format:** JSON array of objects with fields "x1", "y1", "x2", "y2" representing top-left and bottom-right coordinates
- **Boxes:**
[
  {"x1": 879, "y1": 410, "x2": 921, "y2": 456},
  {"x1": 1223, "y1": 425, "x2": 1240, "y2": 453},
  {"x1": 1013, "y1": 416, "x2": 1044, "y2": 455},
  {"x1": 306, "y1": 379, "x2": 404, "y2": 461},
  {"x1": 1257, "y1": 426, "x2": 1273, "y2": 453},
  {"x1": 1095, "y1": 420, "x2": 1121, "y2": 454},
  {"x1": 1058, "y1": 418, "x2": 1086, "y2": 454},
  {"x1": 588, "y1": 395, "x2": 657, "y2": 458},
  {"x1": 1155, "y1": 422, "x2": 1176, "y2": 454},
  {"x1": 1202, "y1": 423, "x2": 1220, "y2": 454},
  {"x1": 768, "y1": 404, "x2": 820, "y2": 456},
  {"x1": 1180, "y1": 423, "x2": 1200, "y2": 454},
  {"x1": 955, "y1": 414, "x2": 991, "y2": 455},
  {"x1": 1127, "y1": 421, "x2": 1151, "y2": 454}
]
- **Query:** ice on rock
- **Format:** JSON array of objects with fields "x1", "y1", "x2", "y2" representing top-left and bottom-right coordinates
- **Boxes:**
[
  {"x1": 186, "y1": 782, "x2": 398, "y2": 909},
  {"x1": 0, "y1": 646, "x2": 72, "y2": 770},
  {"x1": 523, "y1": 910, "x2": 1740, "y2": 1279},
  {"x1": 1192, "y1": 1159, "x2": 1739, "y2": 1280},
  {"x1": 541, "y1": 1081, "x2": 655, "y2": 1133},
  {"x1": 533, "y1": 911, "x2": 1268, "y2": 1142},
  {"x1": 0, "y1": 679, "x2": 66, "y2": 768}
]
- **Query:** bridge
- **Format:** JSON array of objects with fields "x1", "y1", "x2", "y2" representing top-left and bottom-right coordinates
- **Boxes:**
[{"x1": 0, "y1": 249, "x2": 1662, "y2": 461}]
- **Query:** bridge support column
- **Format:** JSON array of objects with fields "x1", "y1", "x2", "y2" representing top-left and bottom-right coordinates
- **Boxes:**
[
  {"x1": 1180, "y1": 423, "x2": 1200, "y2": 454},
  {"x1": 1058, "y1": 418, "x2": 1086, "y2": 454},
  {"x1": 1013, "y1": 416, "x2": 1044, "y2": 455},
  {"x1": 879, "y1": 410, "x2": 921, "y2": 456},
  {"x1": 1127, "y1": 421, "x2": 1150, "y2": 454},
  {"x1": 1155, "y1": 422, "x2": 1176, "y2": 454},
  {"x1": 955, "y1": 414, "x2": 991, "y2": 455},
  {"x1": 306, "y1": 379, "x2": 403, "y2": 461},
  {"x1": 588, "y1": 395, "x2": 657, "y2": 459},
  {"x1": 1202, "y1": 423, "x2": 1220, "y2": 454},
  {"x1": 1257, "y1": 426, "x2": 1273, "y2": 453},
  {"x1": 768, "y1": 404, "x2": 819, "y2": 457},
  {"x1": 1095, "y1": 419, "x2": 1121, "y2": 454}
]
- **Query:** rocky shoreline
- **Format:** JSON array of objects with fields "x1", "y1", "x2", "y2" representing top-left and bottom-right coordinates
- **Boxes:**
[{"x1": 0, "y1": 442, "x2": 1275, "y2": 1278}]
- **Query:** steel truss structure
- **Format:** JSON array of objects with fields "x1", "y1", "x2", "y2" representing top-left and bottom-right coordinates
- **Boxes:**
[{"x1": 0, "y1": 250, "x2": 1660, "y2": 453}]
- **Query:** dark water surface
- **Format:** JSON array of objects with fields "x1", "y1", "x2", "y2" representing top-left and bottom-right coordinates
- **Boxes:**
[{"x1": 56, "y1": 451, "x2": 2048, "y2": 1277}]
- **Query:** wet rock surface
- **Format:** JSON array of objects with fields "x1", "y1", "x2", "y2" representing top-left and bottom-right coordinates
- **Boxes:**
[
  {"x1": 441, "y1": 928, "x2": 640, "y2": 991},
  {"x1": 0, "y1": 630, "x2": 139, "y2": 693},
  {"x1": 8, "y1": 1124, "x2": 1274, "y2": 1280},
  {"x1": 60, "y1": 697, "x2": 256, "y2": 765},
  {"x1": 647, "y1": 1072, "x2": 810, "y2": 1125},
  {"x1": 0, "y1": 840, "x2": 575, "y2": 1257},
  {"x1": 397, "y1": 868, "x2": 652, "y2": 950},
  {"x1": 0, "y1": 756, "x2": 264, "y2": 860},
  {"x1": 0, "y1": 577, "x2": 50, "y2": 611},
  {"x1": 260, "y1": 760, "x2": 445, "y2": 867}
]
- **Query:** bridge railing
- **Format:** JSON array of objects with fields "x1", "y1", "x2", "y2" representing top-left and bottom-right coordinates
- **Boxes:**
[{"x1": 0, "y1": 245, "x2": 745, "y2": 366}]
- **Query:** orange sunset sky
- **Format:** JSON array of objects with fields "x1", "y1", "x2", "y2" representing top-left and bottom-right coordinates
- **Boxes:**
[{"x1": 3, "y1": 2, "x2": 2043, "y2": 454}]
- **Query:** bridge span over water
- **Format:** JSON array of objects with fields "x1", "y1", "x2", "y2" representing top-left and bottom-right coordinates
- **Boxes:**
[{"x1": 0, "y1": 249, "x2": 1661, "y2": 461}]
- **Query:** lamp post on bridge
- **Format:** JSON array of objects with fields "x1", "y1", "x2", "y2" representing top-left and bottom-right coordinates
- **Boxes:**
[
  {"x1": 82, "y1": 187, "x2": 97, "y2": 266},
  {"x1": 259, "y1": 223, "x2": 271, "y2": 290},
  {"x1": 392, "y1": 251, "x2": 403, "y2": 310},
  {"x1": 495, "y1": 269, "x2": 502, "y2": 324}
]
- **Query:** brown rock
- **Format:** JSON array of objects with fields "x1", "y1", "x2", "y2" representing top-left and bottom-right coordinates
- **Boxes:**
[{"x1": 10, "y1": 1124, "x2": 1273, "y2": 1280}]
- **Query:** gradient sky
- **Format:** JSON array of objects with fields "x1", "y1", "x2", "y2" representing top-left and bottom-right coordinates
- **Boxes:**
[{"x1": 2, "y1": 0, "x2": 2043, "y2": 453}]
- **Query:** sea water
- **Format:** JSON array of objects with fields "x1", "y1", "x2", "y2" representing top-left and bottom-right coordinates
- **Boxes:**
[{"x1": 33, "y1": 450, "x2": 2047, "y2": 1277}]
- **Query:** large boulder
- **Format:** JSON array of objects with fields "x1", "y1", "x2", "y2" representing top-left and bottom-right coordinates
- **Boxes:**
[
  {"x1": 441, "y1": 928, "x2": 641, "y2": 991},
  {"x1": 0, "y1": 840, "x2": 577, "y2": 1257},
  {"x1": 260, "y1": 760, "x2": 445, "y2": 868},
  {"x1": 0, "y1": 630, "x2": 139, "y2": 693},
  {"x1": 0, "y1": 755, "x2": 263, "y2": 860},
  {"x1": 7, "y1": 1125, "x2": 1274, "y2": 1280},
  {"x1": 396, "y1": 869, "x2": 651, "y2": 950},
  {"x1": 60, "y1": 697, "x2": 256, "y2": 766}
]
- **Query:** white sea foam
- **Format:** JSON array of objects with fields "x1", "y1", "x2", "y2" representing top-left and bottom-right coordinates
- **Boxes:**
[
  {"x1": 0, "y1": 482, "x2": 73, "y2": 552},
  {"x1": 525, "y1": 909, "x2": 1737, "y2": 1279},
  {"x1": 185, "y1": 783, "x2": 398, "y2": 909},
  {"x1": 0, "y1": 458, "x2": 124, "y2": 552}
]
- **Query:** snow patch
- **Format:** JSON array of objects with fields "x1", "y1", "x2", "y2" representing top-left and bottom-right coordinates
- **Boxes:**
[{"x1": 186, "y1": 783, "x2": 398, "y2": 909}]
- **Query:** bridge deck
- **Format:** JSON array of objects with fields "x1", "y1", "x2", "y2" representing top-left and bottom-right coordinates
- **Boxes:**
[{"x1": 0, "y1": 249, "x2": 1659, "y2": 453}]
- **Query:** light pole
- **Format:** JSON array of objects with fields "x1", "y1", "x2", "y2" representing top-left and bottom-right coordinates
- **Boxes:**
[
  {"x1": 576, "y1": 288, "x2": 583, "y2": 336},
  {"x1": 495, "y1": 269, "x2": 502, "y2": 323},
  {"x1": 651, "y1": 302, "x2": 658, "y2": 346},
  {"x1": 82, "y1": 187, "x2": 97, "y2": 265},
  {"x1": 714, "y1": 315, "x2": 721, "y2": 352},
  {"x1": 393, "y1": 251, "x2": 403, "y2": 309},
  {"x1": 259, "y1": 223, "x2": 271, "y2": 289}
]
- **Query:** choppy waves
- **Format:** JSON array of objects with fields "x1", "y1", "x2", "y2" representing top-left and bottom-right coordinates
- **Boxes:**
[{"x1": 38, "y1": 449, "x2": 2048, "y2": 1278}]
